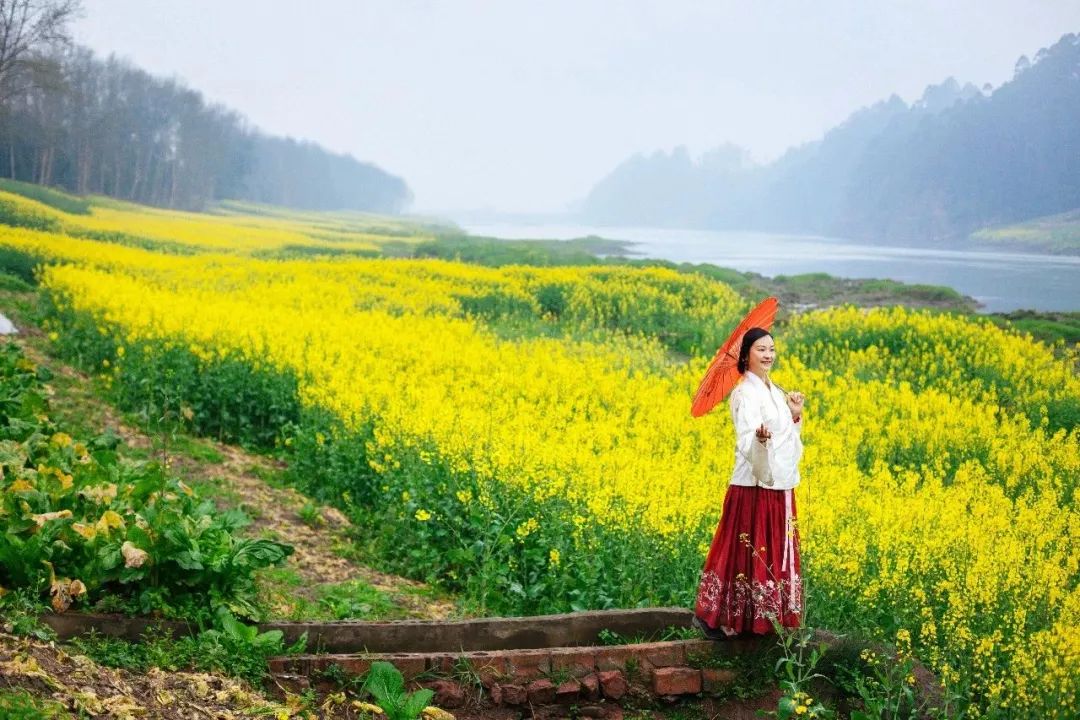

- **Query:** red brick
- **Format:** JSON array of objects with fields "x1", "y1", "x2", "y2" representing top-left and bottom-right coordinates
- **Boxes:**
[
  {"x1": 466, "y1": 651, "x2": 511, "y2": 686},
  {"x1": 315, "y1": 656, "x2": 372, "y2": 677},
  {"x1": 651, "y1": 666, "x2": 702, "y2": 696},
  {"x1": 580, "y1": 674, "x2": 601, "y2": 702},
  {"x1": 681, "y1": 640, "x2": 716, "y2": 656},
  {"x1": 638, "y1": 641, "x2": 687, "y2": 669},
  {"x1": 501, "y1": 683, "x2": 527, "y2": 705},
  {"x1": 701, "y1": 667, "x2": 737, "y2": 694},
  {"x1": 271, "y1": 674, "x2": 309, "y2": 695},
  {"x1": 384, "y1": 653, "x2": 428, "y2": 680},
  {"x1": 597, "y1": 670, "x2": 628, "y2": 700},
  {"x1": 527, "y1": 678, "x2": 557, "y2": 705},
  {"x1": 425, "y1": 679, "x2": 466, "y2": 709},
  {"x1": 595, "y1": 646, "x2": 641, "y2": 672},
  {"x1": 549, "y1": 648, "x2": 598, "y2": 677},
  {"x1": 556, "y1": 679, "x2": 581, "y2": 704},
  {"x1": 428, "y1": 653, "x2": 459, "y2": 675},
  {"x1": 489, "y1": 683, "x2": 504, "y2": 705},
  {"x1": 266, "y1": 657, "x2": 291, "y2": 674},
  {"x1": 507, "y1": 649, "x2": 552, "y2": 681}
]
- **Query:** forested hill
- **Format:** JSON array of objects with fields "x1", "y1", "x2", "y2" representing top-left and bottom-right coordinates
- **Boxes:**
[
  {"x1": 582, "y1": 32, "x2": 1080, "y2": 245},
  {"x1": 0, "y1": 47, "x2": 412, "y2": 213}
]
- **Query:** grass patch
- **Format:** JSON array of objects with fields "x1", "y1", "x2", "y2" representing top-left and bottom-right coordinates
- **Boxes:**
[
  {"x1": 0, "y1": 271, "x2": 33, "y2": 292},
  {"x1": 69, "y1": 618, "x2": 305, "y2": 686},
  {"x1": 0, "y1": 689, "x2": 69, "y2": 719},
  {"x1": 989, "y1": 310, "x2": 1080, "y2": 346},
  {"x1": 316, "y1": 579, "x2": 405, "y2": 620},
  {"x1": 971, "y1": 208, "x2": 1080, "y2": 254},
  {"x1": 0, "y1": 178, "x2": 90, "y2": 214},
  {"x1": 416, "y1": 232, "x2": 630, "y2": 266}
]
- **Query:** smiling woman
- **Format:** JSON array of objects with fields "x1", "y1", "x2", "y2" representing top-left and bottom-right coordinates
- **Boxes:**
[{"x1": 694, "y1": 327, "x2": 806, "y2": 637}]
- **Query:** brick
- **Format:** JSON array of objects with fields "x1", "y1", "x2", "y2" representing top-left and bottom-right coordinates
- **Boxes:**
[
  {"x1": 527, "y1": 678, "x2": 557, "y2": 705},
  {"x1": 597, "y1": 670, "x2": 627, "y2": 700},
  {"x1": 489, "y1": 683, "x2": 503, "y2": 705},
  {"x1": 507, "y1": 649, "x2": 552, "y2": 681},
  {"x1": 580, "y1": 674, "x2": 601, "y2": 702},
  {"x1": 577, "y1": 706, "x2": 605, "y2": 718},
  {"x1": 549, "y1": 648, "x2": 598, "y2": 677},
  {"x1": 266, "y1": 657, "x2": 292, "y2": 674},
  {"x1": 701, "y1": 667, "x2": 737, "y2": 694},
  {"x1": 651, "y1": 666, "x2": 702, "y2": 696},
  {"x1": 428, "y1": 653, "x2": 459, "y2": 675},
  {"x1": 605, "y1": 708, "x2": 624, "y2": 720},
  {"x1": 426, "y1": 679, "x2": 465, "y2": 709},
  {"x1": 638, "y1": 641, "x2": 687, "y2": 669},
  {"x1": 383, "y1": 653, "x2": 427, "y2": 680},
  {"x1": 594, "y1": 646, "x2": 641, "y2": 672},
  {"x1": 270, "y1": 674, "x2": 309, "y2": 695},
  {"x1": 501, "y1": 683, "x2": 527, "y2": 706},
  {"x1": 556, "y1": 679, "x2": 582, "y2": 704},
  {"x1": 466, "y1": 651, "x2": 511, "y2": 686},
  {"x1": 316, "y1": 656, "x2": 372, "y2": 677}
]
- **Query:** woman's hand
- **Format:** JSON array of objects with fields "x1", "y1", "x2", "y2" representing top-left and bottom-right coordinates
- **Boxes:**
[
  {"x1": 755, "y1": 423, "x2": 772, "y2": 444},
  {"x1": 786, "y1": 391, "x2": 805, "y2": 421}
]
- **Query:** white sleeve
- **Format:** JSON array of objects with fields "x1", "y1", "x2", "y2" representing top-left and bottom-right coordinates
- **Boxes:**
[{"x1": 731, "y1": 388, "x2": 765, "y2": 463}]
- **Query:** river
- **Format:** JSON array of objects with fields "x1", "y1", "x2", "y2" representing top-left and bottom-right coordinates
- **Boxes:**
[{"x1": 461, "y1": 223, "x2": 1080, "y2": 313}]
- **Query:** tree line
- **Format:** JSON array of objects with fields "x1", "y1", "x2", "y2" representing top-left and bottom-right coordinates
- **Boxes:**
[
  {"x1": 583, "y1": 32, "x2": 1080, "y2": 244},
  {"x1": 0, "y1": 1, "x2": 411, "y2": 213}
]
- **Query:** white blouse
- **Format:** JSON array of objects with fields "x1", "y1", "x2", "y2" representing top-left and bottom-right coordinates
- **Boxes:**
[{"x1": 728, "y1": 371, "x2": 803, "y2": 490}]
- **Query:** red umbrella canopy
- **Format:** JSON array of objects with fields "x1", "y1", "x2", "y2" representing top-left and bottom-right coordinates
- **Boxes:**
[{"x1": 691, "y1": 296, "x2": 779, "y2": 417}]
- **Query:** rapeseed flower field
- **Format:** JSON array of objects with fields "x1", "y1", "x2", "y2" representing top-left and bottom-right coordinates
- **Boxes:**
[{"x1": 0, "y1": 188, "x2": 1077, "y2": 717}]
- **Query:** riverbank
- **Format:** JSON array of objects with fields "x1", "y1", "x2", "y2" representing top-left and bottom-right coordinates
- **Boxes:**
[
  {"x1": 457, "y1": 222, "x2": 1080, "y2": 315},
  {"x1": 426, "y1": 228, "x2": 1080, "y2": 346},
  {"x1": 970, "y1": 209, "x2": 1080, "y2": 255}
]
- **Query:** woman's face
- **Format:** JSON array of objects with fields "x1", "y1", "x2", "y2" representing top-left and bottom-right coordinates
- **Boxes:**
[{"x1": 746, "y1": 335, "x2": 776, "y2": 375}]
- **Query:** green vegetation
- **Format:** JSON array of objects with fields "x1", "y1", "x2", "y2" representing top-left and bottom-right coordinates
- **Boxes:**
[
  {"x1": 0, "y1": 179, "x2": 90, "y2": 215},
  {"x1": 0, "y1": 689, "x2": 69, "y2": 719},
  {"x1": 0, "y1": 340, "x2": 293, "y2": 622},
  {"x1": 0, "y1": 271, "x2": 33, "y2": 292},
  {"x1": 971, "y1": 208, "x2": 1080, "y2": 254},
  {"x1": 987, "y1": 309, "x2": 1080, "y2": 346},
  {"x1": 417, "y1": 232, "x2": 631, "y2": 265},
  {"x1": 410, "y1": 233, "x2": 978, "y2": 315},
  {"x1": 69, "y1": 607, "x2": 305, "y2": 686},
  {"x1": 361, "y1": 661, "x2": 435, "y2": 720}
]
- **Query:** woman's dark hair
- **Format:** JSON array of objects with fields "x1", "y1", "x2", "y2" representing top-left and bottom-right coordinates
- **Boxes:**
[{"x1": 737, "y1": 327, "x2": 772, "y2": 374}]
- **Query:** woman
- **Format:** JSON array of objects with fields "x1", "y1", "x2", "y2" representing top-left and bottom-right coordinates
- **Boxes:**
[{"x1": 694, "y1": 326, "x2": 805, "y2": 637}]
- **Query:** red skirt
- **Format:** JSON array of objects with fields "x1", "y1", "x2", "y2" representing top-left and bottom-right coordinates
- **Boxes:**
[{"x1": 694, "y1": 484, "x2": 803, "y2": 635}]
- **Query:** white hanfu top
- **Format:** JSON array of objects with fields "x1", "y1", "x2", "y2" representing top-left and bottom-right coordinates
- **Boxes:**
[{"x1": 728, "y1": 371, "x2": 803, "y2": 490}]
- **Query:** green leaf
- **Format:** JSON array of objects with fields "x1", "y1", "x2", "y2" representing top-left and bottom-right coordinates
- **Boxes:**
[
  {"x1": 364, "y1": 661, "x2": 405, "y2": 708},
  {"x1": 402, "y1": 688, "x2": 435, "y2": 718}
]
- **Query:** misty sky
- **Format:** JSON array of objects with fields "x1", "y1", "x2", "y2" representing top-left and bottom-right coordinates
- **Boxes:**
[{"x1": 74, "y1": 1, "x2": 1080, "y2": 214}]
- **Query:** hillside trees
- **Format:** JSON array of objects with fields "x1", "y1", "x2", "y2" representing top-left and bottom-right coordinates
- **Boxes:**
[
  {"x1": 0, "y1": 11, "x2": 411, "y2": 212},
  {"x1": 582, "y1": 32, "x2": 1080, "y2": 244}
]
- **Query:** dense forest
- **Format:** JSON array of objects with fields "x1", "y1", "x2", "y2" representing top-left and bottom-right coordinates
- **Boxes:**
[
  {"x1": 0, "y1": 2, "x2": 411, "y2": 213},
  {"x1": 583, "y1": 32, "x2": 1080, "y2": 244}
]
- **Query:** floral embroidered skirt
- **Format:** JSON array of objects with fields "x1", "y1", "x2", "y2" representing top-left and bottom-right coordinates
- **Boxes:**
[{"x1": 694, "y1": 484, "x2": 802, "y2": 634}]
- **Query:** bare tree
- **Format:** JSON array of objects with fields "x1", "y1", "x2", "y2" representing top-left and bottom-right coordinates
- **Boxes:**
[{"x1": 0, "y1": 0, "x2": 81, "y2": 103}]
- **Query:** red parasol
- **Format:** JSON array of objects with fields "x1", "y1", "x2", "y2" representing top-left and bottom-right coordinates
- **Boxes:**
[{"x1": 691, "y1": 296, "x2": 779, "y2": 417}]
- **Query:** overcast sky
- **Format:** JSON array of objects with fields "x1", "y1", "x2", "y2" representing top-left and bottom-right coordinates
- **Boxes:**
[{"x1": 74, "y1": 1, "x2": 1080, "y2": 214}]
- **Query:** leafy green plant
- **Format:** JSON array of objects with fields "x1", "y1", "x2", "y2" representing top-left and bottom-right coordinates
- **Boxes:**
[
  {"x1": 298, "y1": 501, "x2": 323, "y2": 527},
  {"x1": 837, "y1": 631, "x2": 924, "y2": 720},
  {"x1": 0, "y1": 341, "x2": 293, "y2": 620},
  {"x1": 362, "y1": 661, "x2": 435, "y2": 720},
  {"x1": 0, "y1": 689, "x2": 69, "y2": 719},
  {"x1": 71, "y1": 608, "x2": 306, "y2": 686}
]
